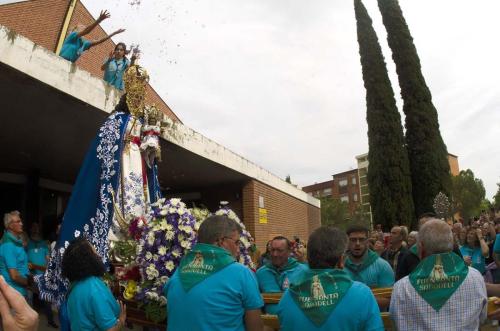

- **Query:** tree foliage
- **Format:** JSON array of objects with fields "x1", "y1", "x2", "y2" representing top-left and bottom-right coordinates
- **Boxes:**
[
  {"x1": 450, "y1": 169, "x2": 486, "y2": 221},
  {"x1": 377, "y1": 0, "x2": 451, "y2": 217},
  {"x1": 320, "y1": 197, "x2": 370, "y2": 231},
  {"x1": 354, "y1": 0, "x2": 414, "y2": 229},
  {"x1": 493, "y1": 183, "x2": 500, "y2": 210}
]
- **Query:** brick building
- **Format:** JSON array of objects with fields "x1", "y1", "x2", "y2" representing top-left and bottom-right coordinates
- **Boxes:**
[
  {"x1": 0, "y1": 0, "x2": 320, "y2": 249},
  {"x1": 303, "y1": 169, "x2": 361, "y2": 215}
]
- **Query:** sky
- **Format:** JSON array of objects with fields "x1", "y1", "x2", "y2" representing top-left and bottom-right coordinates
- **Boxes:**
[{"x1": 83, "y1": 0, "x2": 500, "y2": 199}]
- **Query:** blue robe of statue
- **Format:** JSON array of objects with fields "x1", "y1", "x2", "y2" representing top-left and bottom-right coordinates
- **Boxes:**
[{"x1": 36, "y1": 112, "x2": 161, "y2": 306}]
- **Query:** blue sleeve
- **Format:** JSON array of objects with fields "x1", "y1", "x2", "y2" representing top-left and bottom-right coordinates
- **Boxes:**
[
  {"x1": 377, "y1": 260, "x2": 395, "y2": 287},
  {"x1": 360, "y1": 286, "x2": 385, "y2": 331},
  {"x1": 65, "y1": 31, "x2": 78, "y2": 43},
  {"x1": 241, "y1": 268, "x2": 264, "y2": 310},
  {"x1": 82, "y1": 38, "x2": 92, "y2": 51},
  {"x1": 3, "y1": 244, "x2": 18, "y2": 269},
  {"x1": 494, "y1": 234, "x2": 500, "y2": 254},
  {"x1": 90, "y1": 283, "x2": 119, "y2": 330}
]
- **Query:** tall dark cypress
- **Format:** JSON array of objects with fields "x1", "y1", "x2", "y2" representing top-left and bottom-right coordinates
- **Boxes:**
[
  {"x1": 377, "y1": 0, "x2": 451, "y2": 217},
  {"x1": 354, "y1": 0, "x2": 414, "y2": 229}
]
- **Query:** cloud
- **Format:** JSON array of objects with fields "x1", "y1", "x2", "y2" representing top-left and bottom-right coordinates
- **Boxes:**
[{"x1": 84, "y1": 0, "x2": 500, "y2": 198}]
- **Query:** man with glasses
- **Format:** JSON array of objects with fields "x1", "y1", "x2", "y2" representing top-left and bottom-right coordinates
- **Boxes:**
[
  {"x1": 344, "y1": 225, "x2": 394, "y2": 289},
  {"x1": 256, "y1": 236, "x2": 308, "y2": 314},
  {"x1": 164, "y1": 215, "x2": 263, "y2": 331},
  {"x1": 0, "y1": 211, "x2": 29, "y2": 297}
]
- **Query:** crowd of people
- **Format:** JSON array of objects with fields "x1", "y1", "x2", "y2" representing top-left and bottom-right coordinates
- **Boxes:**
[{"x1": 2, "y1": 206, "x2": 500, "y2": 330}]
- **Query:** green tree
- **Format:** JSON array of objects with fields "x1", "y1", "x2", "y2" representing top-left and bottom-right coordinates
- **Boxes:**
[
  {"x1": 493, "y1": 183, "x2": 500, "y2": 209},
  {"x1": 354, "y1": 0, "x2": 415, "y2": 229},
  {"x1": 320, "y1": 197, "x2": 349, "y2": 228},
  {"x1": 377, "y1": 0, "x2": 451, "y2": 217},
  {"x1": 450, "y1": 169, "x2": 486, "y2": 221}
]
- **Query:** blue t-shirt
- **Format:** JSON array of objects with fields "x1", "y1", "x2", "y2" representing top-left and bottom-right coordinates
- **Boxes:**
[
  {"x1": 27, "y1": 239, "x2": 49, "y2": 276},
  {"x1": 277, "y1": 281, "x2": 384, "y2": 331},
  {"x1": 67, "y1": 276, "x2": 119, "y2": 331},
  {"x1": 460, "y1": 245, "x2": 486, "y2": 274},
  {"x1": 344, "y1": 257, "x2": 394, "y2": 288},
  {"x1": 103, "y1": 57, "x2": 130, "y2": 90},
  {"x1": 256, "y1": 259, "x2": 309, "y2": 314},
  {"x1": 0, "y1": 241, "x2": 29, "y2": 296},
  {"x1": 59, "y1": 31, "x2": 91, "y2": 62},
  {"x1": 164, "y1": 262, "x2": 263, "y2": 331}
]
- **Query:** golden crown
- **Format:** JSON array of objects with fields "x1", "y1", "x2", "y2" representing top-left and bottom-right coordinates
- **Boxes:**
[{"x1": 123, "y1": 65, "x2": 149, "y2": 117}]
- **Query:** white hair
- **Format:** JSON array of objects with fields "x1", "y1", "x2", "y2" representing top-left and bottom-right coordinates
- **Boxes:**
[
  {"x1": 418, "y1": 219, "x2": 453, "y2": 255},
  {"x1": 409, "y1": 231, "x2": 418, "y2": 239},
  {"x1": 3, "y1": 210, "x2": 20, "y2": 227}
]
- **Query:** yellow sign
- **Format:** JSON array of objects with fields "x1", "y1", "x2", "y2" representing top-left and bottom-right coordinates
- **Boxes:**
[{"x1": 259, "y1": 208, "x2": 268, "y2": 224}]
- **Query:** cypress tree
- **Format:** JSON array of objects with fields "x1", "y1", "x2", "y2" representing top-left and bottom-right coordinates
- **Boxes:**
[
  {"x1": 354, "y1": 0, "x2": 415, "y2": 229},
  {"x1": 377, "y1": 0, "x2": 451, "y2": 217}
]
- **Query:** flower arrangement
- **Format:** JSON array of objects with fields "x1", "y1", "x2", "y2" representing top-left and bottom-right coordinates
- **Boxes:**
[{"x1": 215, "y1": 204, "x2": 256, "y2": 269}]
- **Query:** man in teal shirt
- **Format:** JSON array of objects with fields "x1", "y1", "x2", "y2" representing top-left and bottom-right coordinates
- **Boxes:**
[
  {"x1": 256, "y1": 236, "x2": 308, "y2": 314},
  {"x1": 343, "y1": 225, "x2": 394, "y2": 309},
  {"x1": 277, "y1": 226, "x2": 384, "y2": 330},
  {"x1": 0, "y1": 211, "x2": 29, "y2": 296},
  {"x1": 164, "y1": 215, "x2": 263, "y2": 331}
]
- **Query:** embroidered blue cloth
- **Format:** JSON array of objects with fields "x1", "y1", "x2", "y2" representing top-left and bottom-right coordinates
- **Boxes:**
[{"x1": 35, "y1": 112, "x2": 161, "y2": 306}]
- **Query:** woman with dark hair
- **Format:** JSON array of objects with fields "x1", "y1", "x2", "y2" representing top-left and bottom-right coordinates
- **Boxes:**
[
  {"x1": 62, "y1": 238, "x2": 126, "y2": 330},
  {"x1": 101, "y1": 42, "x2": 132, "y2": 90},
  {"x1": 460, "y1": 227, "x2": 489, "y2": 274}
]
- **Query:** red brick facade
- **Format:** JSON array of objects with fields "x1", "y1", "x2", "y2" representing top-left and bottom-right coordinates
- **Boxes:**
[
  {"x1": 0, "y1": 0, "x2": 180, "y2": 122},
  {"x1": 243, "y1": 179, "x2": 320, "y2": 249}
]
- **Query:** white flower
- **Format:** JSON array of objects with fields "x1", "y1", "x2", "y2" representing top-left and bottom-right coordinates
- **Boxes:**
[
  {"x1": 165, "y1": 224, "x2": 173, "y2": 231},
  {"x1": 158, "y1": 246, "x2": 167, "y2": 256},
  {"x1": 165, "y1": 261, "x2": 175, "y2": 271},
  {"x1": 160, "y1": 276, "x2": 168, "y2": 283},
  {"x1": 153, "y1": 254, "x2": 159, "y2": 261},
  {"x1": 74, "y1": 230, "x2": 80, "y2": 238},
  {"x1": 147, "y1": 232, "x2": 155, "y2": 246},
  {"x1": 159, "y1": 296, "x2": 167, "y2": 305},
  {"x1": 178, "y1": 208, "x2": 186, "y2": 215},
  {"x1": 180, "y1": 240, "x2": 191, "y2": 249},
  {"x1": 59, "y1": 247, "x2": 65, "y2": 255},
  {"x1": 171, "y1": 249, "x2": 181, "y2": 258},
  {"x1": 170, "y1": 198, "x2": 181, "y2": 206},
  {"x1": 160, "y1": 209, "x2": 168, "y2": 216},
  {"x1": 168, "y1": 207, "x2": 176, "y2": 214},
  {"x1": 145, "y1": 252, "x2": 153, "y2": 260},
  {"x1": 165, "y1": 231, "x2": 175, "y2": 240},
  {"x1": 146, "y1": 264, "x2": 159, "y2": 280},
  {"x1": 84, "y1": 224, "x2": 89, "y2": 232},
  {"x1": 64, "y1": 241, "x2": 69, "y2": 248}
]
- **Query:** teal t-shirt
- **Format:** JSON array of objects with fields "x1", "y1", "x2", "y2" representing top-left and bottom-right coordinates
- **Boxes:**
[
  {"x1": 67, "y1": 276, "x2": 119, "y2": 331},
  {"x1": 277, "y1": 281, "x2": 384, "y2": 331},
  {"x1": 27, "y1": 239, "x2": 49, "y2": 275},
  {"x1": 0, "y1": 241, "x2": 29, "y2": 296},
  {"x1": 164, "y1": 262, "x2": 263, "y2": 331},
  {"x1": 460, "y1": 245, "x2": 486, "y2": 274},
  {"x1": 256, "y1": 258, "x2": 309, "y2": 314},
  {"x1": 59, "y1": 31, "x2": 91, "y2": 62},
  {"x1": 103, "y1": 57, "x2": 130, "y2": 90},
  {"x1": 344, "y1": 256, "x2": 394, "y2": 288}
]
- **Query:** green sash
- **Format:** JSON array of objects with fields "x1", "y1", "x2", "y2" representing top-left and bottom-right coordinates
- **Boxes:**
[
  {"x1": 409, "y1": 244, "x2": 418, "y2": 256},
  {"x1": 289, "y1": 269, "x2": 352, "y2": 327},
  {"x1": 265, "y1": 257, "x2": 300, "y2": 290},
  {"x1": 0, "y1": 231, "x2": 23, "y2": 246},
  {"x1": 178, "y1": 243, "x2": 235, "y2": 292},
  {"x1": 344, "y1": 249, "x2": 379, "y2": 274},
  {"x1": 409, "y1": 252, "x2": 468, "y2": 311}
]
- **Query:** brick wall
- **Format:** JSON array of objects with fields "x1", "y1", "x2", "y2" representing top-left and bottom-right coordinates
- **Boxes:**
[
  {"x1": 242, "y1": 179, "x2": 321, "y2": 250},
  {"x1": 0, "y1": 0, "x2": 68, "y2": 51}
]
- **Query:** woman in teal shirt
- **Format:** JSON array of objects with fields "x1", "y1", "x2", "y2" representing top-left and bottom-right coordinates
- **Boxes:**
[
  {"x1": 62, "y1": 238, "x2": 126, "y2": 330},
  {"x1": 101, "y1": 43, "x2": 131, "y2": 90},
  {"x1": 460, "y1": 227, "x2": 489, "y2": 274}
]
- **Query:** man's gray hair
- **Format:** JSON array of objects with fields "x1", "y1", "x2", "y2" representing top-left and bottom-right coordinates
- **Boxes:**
[
  {"x1": 418, "y1": 218, "x2": 453, "y2": 254},
  {"x1": 197, "y1": 215, "x2": 242, "y2": 244},
  {"x1": 308, "y1": 226, "x2": 347, "y2": 269},
  {"x1": 3, "y1": 210, "x2": 20, "y2": 227}
]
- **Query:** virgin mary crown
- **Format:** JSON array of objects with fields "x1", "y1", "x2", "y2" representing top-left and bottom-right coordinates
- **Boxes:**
[{"x1": 123, "y1": 65, "x2": 149, "y2": 117}]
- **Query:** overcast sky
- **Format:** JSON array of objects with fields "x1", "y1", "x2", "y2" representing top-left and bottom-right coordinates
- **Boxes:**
[{"x1": 84, "y1": 0, "x2": 500, "y2": 199}]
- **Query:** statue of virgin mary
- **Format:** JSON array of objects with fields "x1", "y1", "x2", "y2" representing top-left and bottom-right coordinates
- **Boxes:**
[{"x1": 36, "y1": 65, "x2": 163, "y2": 306}]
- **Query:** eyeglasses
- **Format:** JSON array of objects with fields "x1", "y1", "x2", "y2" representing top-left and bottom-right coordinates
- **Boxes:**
[
  {"x1": 349, "y1": 237, "x2": 367, "y2": 243},
  {"x1": 223, "y1": 237, "x2": 241, "y2": 246}
]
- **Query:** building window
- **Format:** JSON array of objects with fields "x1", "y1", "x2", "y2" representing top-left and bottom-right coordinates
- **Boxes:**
[
  {"x1": 353, "y1": 193, "x2": 358, "y2": 202},
  {"x1": 323, "y1": 188, "x2": 332, "y2": 196},
  {"x1": 351, "y1": 177, "x2": 357, "y2": 185},
  {"x1": 339, "y1": 179, "x2": 348, "y2": 187},
  {"x1": 340, "y1": 195, "x2": 349, "y2": 203}
]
